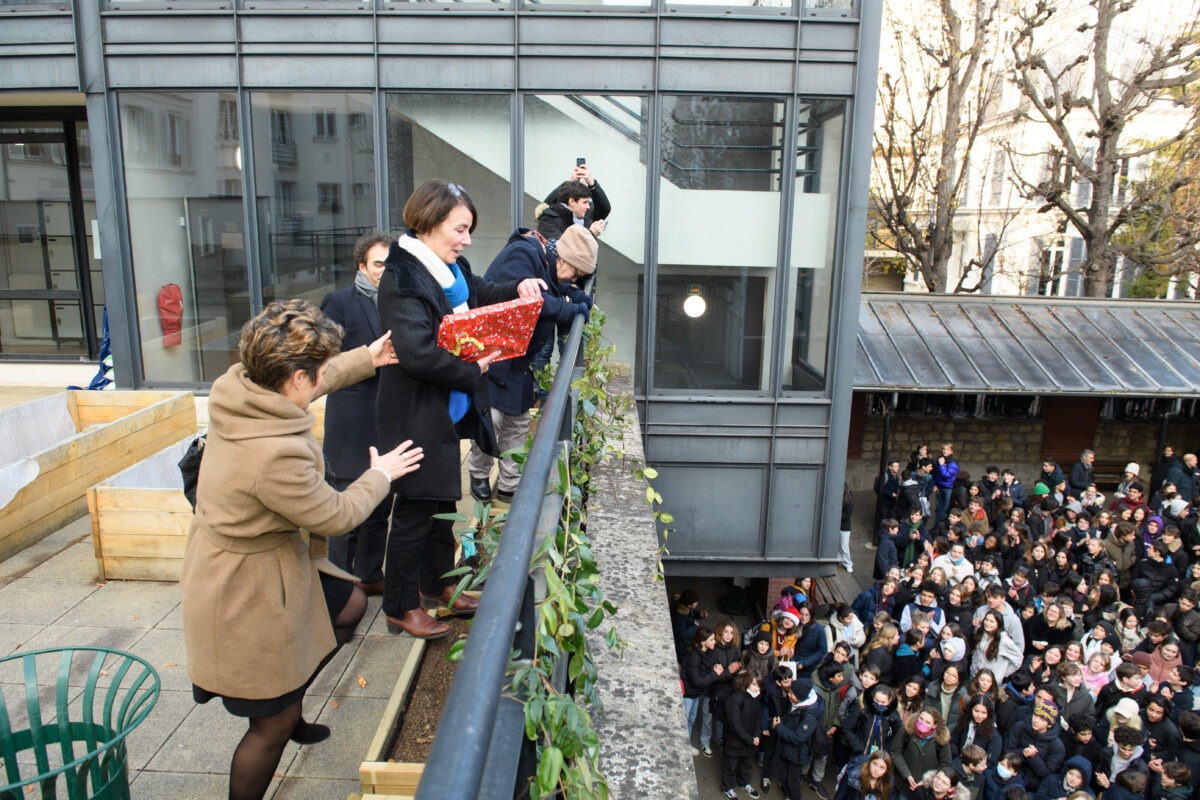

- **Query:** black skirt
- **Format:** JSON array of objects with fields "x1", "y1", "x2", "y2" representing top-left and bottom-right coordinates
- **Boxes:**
[{"x1": 192, "y1": 573, "x2": 355, "y2": 718}]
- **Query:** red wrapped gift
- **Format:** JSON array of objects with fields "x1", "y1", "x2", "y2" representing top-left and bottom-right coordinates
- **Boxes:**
[{"x1": 437, "y1": 295, "x2": 544, "y2": 363}]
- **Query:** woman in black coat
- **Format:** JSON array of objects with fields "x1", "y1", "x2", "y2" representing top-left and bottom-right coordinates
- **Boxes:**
[
  {"x1": 375, "y1": 180, "x2": 545, "y2": 640},
  {"x1": 722, "y1": 671, "x2": 764, "y2": 797}
]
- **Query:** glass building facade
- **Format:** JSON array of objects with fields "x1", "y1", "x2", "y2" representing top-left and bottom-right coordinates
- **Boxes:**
[{"x1": 0, "y1": 0, "x2": 880, "y2": 572}]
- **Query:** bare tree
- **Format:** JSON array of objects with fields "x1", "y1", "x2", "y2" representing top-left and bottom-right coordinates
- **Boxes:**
[
  {"x1": 870, "y1": 0, "x2": 1002, "y2": 293},
  {"x1": 1006, "y1": 0, "x2": 1200, "y2": 297}
]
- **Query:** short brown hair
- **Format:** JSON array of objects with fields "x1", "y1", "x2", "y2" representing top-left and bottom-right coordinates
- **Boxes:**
[
  {"x1": 402, "y1": 179, "x2": 477, "y2": 235},
  {"x1": 353, "y1": 231, "x2": 395, "y2": 268},
  {"x1": 239, "y1": 299, "x2": 343, "y2": 391}
]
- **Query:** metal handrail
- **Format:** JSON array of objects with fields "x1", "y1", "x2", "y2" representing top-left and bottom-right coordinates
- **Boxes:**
[{"x1": 415, "y1": 277, "x2": 594, "y2": 800}]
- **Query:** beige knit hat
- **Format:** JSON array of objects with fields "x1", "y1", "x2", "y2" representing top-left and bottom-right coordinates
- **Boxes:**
[{"x1": 557, "y1": 225, "x2": 598, "y2": 276}]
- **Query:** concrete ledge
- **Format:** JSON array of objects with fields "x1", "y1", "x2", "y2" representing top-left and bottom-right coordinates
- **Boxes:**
[{"x1": 586, "y1": 366, "x2": 698, "y2": 800}]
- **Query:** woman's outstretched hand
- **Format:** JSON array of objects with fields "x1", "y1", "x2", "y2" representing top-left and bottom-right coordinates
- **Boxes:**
[
  {"x1": 370, "y1": 440, "x2": 424, "y2": 481},
  {"x1": 369, "y1": 331, "x2": 399, "y2": 368},
  {"x1": 517, "y1": 278, "x2": 547, "y2": 298}
]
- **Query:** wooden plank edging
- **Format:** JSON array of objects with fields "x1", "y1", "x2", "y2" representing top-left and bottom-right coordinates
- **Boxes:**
[{"x1": 357, "y1": 636, "x2": 427, "y2": 798}]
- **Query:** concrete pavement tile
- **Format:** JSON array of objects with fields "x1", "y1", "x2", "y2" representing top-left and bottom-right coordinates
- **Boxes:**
[
  {"x1": 158, "y1": 601, "x2": 185, "y2": 629},
  {"x1": 58, "y1": 579, "x2": 181, "y2": 629},
  {"x1": 0, "y1": 577, "x2": 99, "y2": 625},
  {"x1": 271, "y1": 776, "x2": 362, "y2": 800},
  {"x1": 0, "y1": 622, "x2": 46, "y2": 657},
  {"x1": 26, "y1": 539, "x2": 101, "y2": 581},
  {"x1": 284, "y1": 696, "x2": 387, "y2": 779},
  {"x1": 306, "y1": 635, "x2": 359, "y2": 698},
  {"x1": 123, "y1": 688, "x2": 198, "y2": 771},
  {"x1": 332, "y1": 634, "x2": 416, "y2": 699},
  {"x1": 0, "y1": 679, "x2": 82, "y2": 731},
  {"x1": 122, "y1": 628, "x2": 191, "y2": 691},
  {"x1": 130, "y1": 770, "x2": 233, "y2": 799},
  {"x1": 144, "y1": 693, "x2": 249, "y2": 774},
  {"x1": 0, "y1": 518, "x2": 91, "y2": 578}
]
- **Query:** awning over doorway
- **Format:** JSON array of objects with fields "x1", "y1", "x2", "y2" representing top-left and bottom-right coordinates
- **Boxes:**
[{"x1": 854, "y1": 293, "x2": 1200, "y2": 397}]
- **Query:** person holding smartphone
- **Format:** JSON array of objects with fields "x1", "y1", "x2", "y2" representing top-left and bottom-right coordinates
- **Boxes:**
[{"x1": 535, "y1": 158, "x2": 612, "y2": 241}]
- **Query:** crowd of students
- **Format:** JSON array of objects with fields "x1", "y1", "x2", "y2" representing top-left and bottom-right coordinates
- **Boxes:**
[{"x1": 671, "y1": 442, "x2": 1200, "y2": 800}]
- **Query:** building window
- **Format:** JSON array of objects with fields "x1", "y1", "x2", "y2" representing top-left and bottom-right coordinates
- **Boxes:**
[
  {"x1": 218, "y1": 99, "x2": 238, "y2": 142},
  {"x1": 653, "y1": 95, "x2": 785, "y2": 393},
  {"x1": 989, "y1": 149, "x2": 1005, "y2": 206},
  {"x1": 121, "y1": 105, "x2": 156, "y2": 167},
  {"x1": 271, "y1": 109, "x2": 295, "y2": 165},
  {"x1": 348, "y1": 112, "x2": 366, "y2": 130},
  {"x1": 163, "y1": 111, "x2": 191, "y2": 169},
  {"x1": 1075, "y1": 146, "x2": 1095, "y2": 208},
  {"x1": 313, "y1": 109, "x2": 337, "y2": 139},
  {"x1": 317, "y1": 182, "x2": 341, "y2": 214},
  {"x1": 352, "y1": 182, "x2": 370, "y2": 201}
]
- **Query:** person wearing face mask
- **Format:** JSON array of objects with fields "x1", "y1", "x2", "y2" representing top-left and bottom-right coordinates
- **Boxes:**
[
  {"x1": 722, "y1": 671, "x2": 766, "y2": 799},
  {"x1": 982, "y1": 753, "x2": 1026, "y2": 800},
  {"x1": 889, "y1": 708, "x2": 953, "y2": 797},
  {"x1": 845, "y1": 686, "x2": 905, "y2": 759}
]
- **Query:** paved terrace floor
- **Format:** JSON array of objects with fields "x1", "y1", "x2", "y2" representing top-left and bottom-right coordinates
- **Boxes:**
[{"x1": 0, "y1": 512, "x2": 420, "y2": 799}]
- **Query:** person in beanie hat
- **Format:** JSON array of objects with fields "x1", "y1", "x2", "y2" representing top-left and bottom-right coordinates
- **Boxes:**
[
  {"x1": 526, "y1": 224, "x2": 597, "y2": 405},
  {"x1": 465, "y1": 226, "x2": 593, "y2": 504},
  {"x1": 1001, "y1": 699, "x2": 1065, "y2": 790},
  {"x1": 743, "y1": 628, "x2": 777, "y2": 678}
]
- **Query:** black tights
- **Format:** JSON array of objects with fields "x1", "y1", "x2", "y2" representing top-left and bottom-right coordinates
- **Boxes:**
[
  {"x1": 227, "y1": 585, "x2": 367, "y2": 800},
  {"x1": 228, "y1": 699, "x2": 302, "y2": 800}
]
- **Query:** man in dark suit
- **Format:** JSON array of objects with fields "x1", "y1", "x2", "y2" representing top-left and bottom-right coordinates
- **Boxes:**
[{"x1": 319, "y1": 231, "x2": 395, "y2": 593}]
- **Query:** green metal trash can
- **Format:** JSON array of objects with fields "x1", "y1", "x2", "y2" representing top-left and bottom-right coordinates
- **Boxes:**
[{"x1": 0, "y1": 646, "x2": 160, "y2": 800}]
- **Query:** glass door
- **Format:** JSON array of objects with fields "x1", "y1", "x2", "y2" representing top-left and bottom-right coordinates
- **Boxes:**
[{"x1": 0, "y1": 119, "x2": 98, "y2": 358}]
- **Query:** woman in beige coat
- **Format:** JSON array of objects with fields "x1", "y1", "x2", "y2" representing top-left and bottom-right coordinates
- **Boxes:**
[{"x1": 181, "y1": 300, "x2": 422, "y2": 800}]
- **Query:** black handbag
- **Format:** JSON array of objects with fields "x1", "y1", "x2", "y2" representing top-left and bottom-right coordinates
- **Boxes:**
[{"x1": 177, "y1": 434, "x2": 206, "y2": 511}]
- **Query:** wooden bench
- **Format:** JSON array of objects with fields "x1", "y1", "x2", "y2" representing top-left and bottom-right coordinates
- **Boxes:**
[
  {"x1": 810, "y1": 570, "x2": 864, "y2": 612},
  {"x1": 1093, "y1": 460, "x2": 1130, "y2": 493}
]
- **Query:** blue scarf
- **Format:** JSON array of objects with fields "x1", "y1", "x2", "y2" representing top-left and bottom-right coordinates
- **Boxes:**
[{"x1": 443, "y1": 262, "x2": 470, "y2": 423}]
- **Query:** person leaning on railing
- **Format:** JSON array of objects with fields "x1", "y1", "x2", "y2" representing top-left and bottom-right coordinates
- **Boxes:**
[{"x1": 180, "y1": 299, "x2": 424, "y2": 800}]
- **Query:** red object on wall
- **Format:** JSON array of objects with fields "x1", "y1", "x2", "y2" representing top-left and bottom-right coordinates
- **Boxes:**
[
  {"x1": 157, "y1": 283, "x2": 183, "y2": 347},
  {"x1": 436, "y1": 296, "x2": 544, "y2": 363}
]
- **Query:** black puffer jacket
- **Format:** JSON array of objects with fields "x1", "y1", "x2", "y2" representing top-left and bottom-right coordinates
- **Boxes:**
[{"x1": 723, "y1": 689, "x2": 763, "y2": 757}]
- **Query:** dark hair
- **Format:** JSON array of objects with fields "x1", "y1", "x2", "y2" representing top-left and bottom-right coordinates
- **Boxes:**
[
  {"x1": 1067, "y1": 711, "x2": 1095, "y2": 733},
  {"x1": 239, "y1": 299, "x2": 343, "y2": 390},
  {"x1": 818, "y1": 660, "x2": 843, "y2": 684},
  {"x1": 553, "y1": 179, "x2": 592, "y2": 204},
  {"x1": 1114, "y1": 726, "x2": 1143, "y2": 747},
  {"x1": 690, "y1": 625, "x2": 715, "y2": 649},
  {"x1": 1165, "y1": 762, "x2": 1192, "y2": 785},
  {"x1": 402, "y1": 179, "x2": 478, "y2": 235},
  {"x1": 353, "y1": 230, "x2": 395, "y2": 268},
  {"x1": 773, "y1": 664, "x2": 795, "y2": 683},
  {"x1": 1181, "y1": 711, "x2": 1200, "y2": 739},
  {"x1": 859, "y1": 752, "x2": 894, "y2": 800},
  {"x1": 735, "y1": 670, "x2": 762, "y2": 692},
  {"x1": 1116, "y1": 770, "x2": 1146, "y2": 794},
  {"x1": 956, "y1": 694, "x2": 995, "y2": 739},
  {"x1": 1001, "y1": 752, "x2": 1024, "y2": 771}
]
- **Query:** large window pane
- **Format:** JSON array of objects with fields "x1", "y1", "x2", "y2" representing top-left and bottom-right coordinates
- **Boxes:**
[
  {"x1": 652, "y1": 95, "x2": 784, "y2": 392},
  {"x1": 387, "y1": 94, "x2": 512, "y2": 271},
  {"x1": 783, "y1": 99, "x2": 844, "y2": 392},
  {"x1": 523, "y1": 94, "x2": 647, "y2": 367},
  {"x1": 0, "y1": 123, "x2": 92, "y2": 357},
  {"x1": 121, "y1": 91, "x2": 247, "y2": 382},
  {"x1": 251, "y1": 92, "x2": 376, "y2": 314}
]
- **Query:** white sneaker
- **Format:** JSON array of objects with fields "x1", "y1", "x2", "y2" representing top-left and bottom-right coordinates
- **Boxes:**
[
  {"x1": 691, "y1": 747, "x2": 700, "y2": 757},
  {"x1": 845, "y1": 564, "x2": 854, "y2": 574}
]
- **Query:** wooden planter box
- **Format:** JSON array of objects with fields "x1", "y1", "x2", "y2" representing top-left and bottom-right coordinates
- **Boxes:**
[
  {"x1": 86, "y1": 397, "x2": 327, "y2": 582},
  {"x1": 0, "y1": 390, "x2": 196, "y2": 564},
  {"x1": 355, "y1": 640, "x2": 427, "y2": 800},
  {"x1": 87, "y1": 433, "x2": 199, "y2": 581}
]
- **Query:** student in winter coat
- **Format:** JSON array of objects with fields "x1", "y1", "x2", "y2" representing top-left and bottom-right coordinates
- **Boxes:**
[
  {"x1": 982, "y1": 753, "x2": 1027, "y2": 800},
  {"x1": 952, "y1": 694, "x2": 1003, "y2": 762},
  {"x1": 1032, "y1": 755, "x2": 1092, "y2": 800},
  {"x1": 845, "y1": 685, "x2": 905, "y2": 758},
  {"x1": 889, "y1": 708, "x2": 953, "y2": 795},
  {"x1": 829, "y1": 604, "x2": 869, "y2": 663},
  {"x1": 722, "y1": 672, "x2": 765, "y2": 799},
  {"x1": 1093, "y1": 726, "x2": 1149, "y2": 795},
  {"x1": 742, "y1": 629, "x2": 777, "y2": 680},
  {"x1": 927, "y1": 664, "x2": 967, "y2": 734},
  {"x1": 1104, "y1": 770, "x2": 1150, "y2": 800},
  {"x1": 1055, "y1": 663, "x2": 1096, "y2": 729},
  {"x1": 878, "y1": 520, "x2": 903, "y2": 580},
  {"x1": 180, "y1": 300, "x2": 425, "y2": 800},
  {"x1": 794, "y1": 606, "x2": 829, "y2": 676},
  {"x1": 834, "y1": 751, "x2": 899, "y2": 800},
  {"x1": 864, "y1": 624, "x2": 902, "y2": 686},
  {"x1": 710, "y1": 622, "x2": 745, "y2": 746},
  {"x1": 682, "y1": 627, "x2": 722, "y2": 752},
  {"x1": 1149, "y1": 762, "x2": 1192, "y2": 800},
  {"x1": 913, "y1": 768, "x2": 971, "y2": 800},
  {"x1": 774, "y1": 678, "x2": 825, "y2": 800},
  {"x1": 971, "y1": 611, "x2": 1024, "y2": 682},
  {"x1": 375, "y1": 180, "x2": 544, "y2": 639},
  {"x1": 1002, "y1": 701, "x2": 1066, "y2": 791}
]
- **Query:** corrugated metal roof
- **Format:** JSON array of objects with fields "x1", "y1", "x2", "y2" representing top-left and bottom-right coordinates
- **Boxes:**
[{"x1": 854, "y1": 294, "x2": 1200, "y2": 396}]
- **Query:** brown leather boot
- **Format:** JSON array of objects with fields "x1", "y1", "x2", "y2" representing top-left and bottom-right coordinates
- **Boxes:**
[
  {"x1": 385, "y1": 609, "x2": 450, "y2": 639},
  {"x1": 421, "y1": 586, "x2": 479, "y2": 616}
]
